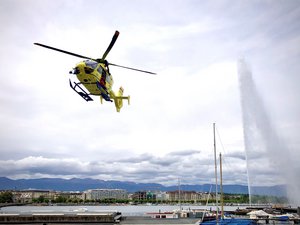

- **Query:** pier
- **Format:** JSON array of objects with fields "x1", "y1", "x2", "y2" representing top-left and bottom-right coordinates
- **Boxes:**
[{"x1": 0, "y1": 211, "x2": 122, "y2": 224}]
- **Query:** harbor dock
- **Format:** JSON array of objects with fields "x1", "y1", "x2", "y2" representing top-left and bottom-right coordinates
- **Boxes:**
[{"x1": 0, "y1": 211, "x2": 121, "y2": 224}]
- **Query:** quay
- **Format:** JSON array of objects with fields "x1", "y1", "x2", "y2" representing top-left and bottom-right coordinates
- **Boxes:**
[
  {"x1": 0, "y1": 211, "x2": 122, "y2": 224},
  {"x1": 121, "y1": 216, "x2": 200, "y2": 224}
]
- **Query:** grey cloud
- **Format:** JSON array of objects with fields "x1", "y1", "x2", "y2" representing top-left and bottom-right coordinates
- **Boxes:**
[
  {"x1": 115, "y1": 153, "x2": 154, "y2": 164},
  {"x1": 167, "y1": 150, "x2": 200, "y2": 156},
  {"x1": 0, "y1": 152, "x2": 250, "y2": 186},
  {"x1": 115, "y1": 152, "x2": 188, "y2": 167},
  {"x1": 225, "y1": 151, "x2": 246, "y2": 160}
]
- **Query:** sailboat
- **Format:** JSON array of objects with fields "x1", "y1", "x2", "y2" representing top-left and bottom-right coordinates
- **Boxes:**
[{"x1": 200, "y1": 123, "x2": 257, "y2": 225}]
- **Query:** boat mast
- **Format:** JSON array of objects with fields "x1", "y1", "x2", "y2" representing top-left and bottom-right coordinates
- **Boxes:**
[
  {"x1": 220, "y1": 153, "x2": 224, "y2": 219},
  {"x1": 178, "y1": 178, "x2": 181, "y2": 214},
  {"x1": 213, "y1": 123, "x2": 219, "y2": 222}
]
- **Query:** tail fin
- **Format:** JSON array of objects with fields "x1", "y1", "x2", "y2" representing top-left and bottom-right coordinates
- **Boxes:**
[{"x1": 114, "y1": 87, "x2": 130, "y2": 112}]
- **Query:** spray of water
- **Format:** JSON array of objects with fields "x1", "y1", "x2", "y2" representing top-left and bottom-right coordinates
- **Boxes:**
[{"x1": 237, "y1": 59, "x2": 299, "y2": 205}]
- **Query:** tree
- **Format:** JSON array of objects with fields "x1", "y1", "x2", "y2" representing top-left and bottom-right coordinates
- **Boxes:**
[
  {"x1": 0, "y1": 191, "x2": 13, "y2": 203},
  {"x1": 55, "y1": 195, "x2": 67, "y2": 203},
  {"x1": 37, "y1": 195, "x2": 45, "y2": 203}
]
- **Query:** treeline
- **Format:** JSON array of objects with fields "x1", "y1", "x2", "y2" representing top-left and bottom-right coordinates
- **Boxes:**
[
  {"x1": 32, "y1": 197, "x2": 131, "y2": 204},
  {"x1": 0, "y1": 191, "x2": 288, "y2": 204},
  {"x1": 32, "y1": 197, "x2": 288, "y2": 205},
  {"x1": 30, "y1": 195, "x2": 289, "y2": 205}
]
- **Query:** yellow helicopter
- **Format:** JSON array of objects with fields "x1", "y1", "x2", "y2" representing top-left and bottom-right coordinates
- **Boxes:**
[{"x1": 34, "y1": 30, "x2": 156, "y2": 112}]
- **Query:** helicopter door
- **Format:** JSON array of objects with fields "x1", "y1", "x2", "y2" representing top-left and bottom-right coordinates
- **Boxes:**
[
  {"x1": 106, "y1": 73, "x2": 112, "y2": 83},
  {"x1": 97, "y1": 66, "x2": 106, "y2": 87}
]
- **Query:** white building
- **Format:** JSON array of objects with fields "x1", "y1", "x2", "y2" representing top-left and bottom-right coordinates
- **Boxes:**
[
  {"x1": 154, "y1": 191, "x2": 168, "y2": 201},
  {"x1": 84, "y1": 189, "x2": 127, "y2": 200}
]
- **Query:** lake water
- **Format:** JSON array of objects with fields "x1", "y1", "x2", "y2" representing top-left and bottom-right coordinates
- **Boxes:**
[{"x1": 0, "y1": 205, "x2": 247, "y2": 216}]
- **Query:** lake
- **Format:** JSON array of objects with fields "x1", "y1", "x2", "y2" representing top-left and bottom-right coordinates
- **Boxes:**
[{"x1": 0, "y1": 205, "x2": 247, "y2": 216}]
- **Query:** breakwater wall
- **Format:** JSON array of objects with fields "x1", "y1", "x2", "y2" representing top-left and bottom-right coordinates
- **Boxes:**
[{"x1": 0, "y1": 211, "x2": 121, "y2": 224}]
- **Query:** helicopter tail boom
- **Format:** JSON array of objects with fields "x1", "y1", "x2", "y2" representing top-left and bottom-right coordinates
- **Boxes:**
[
  {"x1": 100, "y1": 87, "x2": 129, "y2": 112},
  {"x1": 113, "y1": 95, "x2": 130, "y2": 112}
]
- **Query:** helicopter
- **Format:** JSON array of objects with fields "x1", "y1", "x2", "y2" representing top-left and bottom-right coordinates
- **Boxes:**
[{"x1": 34, "y1": 30, "x2": 156, "y2": 112}]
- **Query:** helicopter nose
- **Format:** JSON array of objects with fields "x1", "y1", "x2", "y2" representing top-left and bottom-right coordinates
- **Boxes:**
[{"x1": 70, "y1": 67, "x2": 80, "y2": 74}]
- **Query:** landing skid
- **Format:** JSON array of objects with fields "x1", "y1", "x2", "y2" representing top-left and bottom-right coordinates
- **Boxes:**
[
  {"x1": 96, "y1": 82, "x2": 113, "y2": 102},
  {"x1": 69, "y1": 79, "x2": 93, "y2": 102}
]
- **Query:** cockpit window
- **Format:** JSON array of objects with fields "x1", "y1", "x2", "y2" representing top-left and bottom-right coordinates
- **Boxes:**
[
  {"x1": 97, "y1": 66, "x2": 105, "y2": 75},
  {"x1": 106, "y1": 74, "x2": 112, "y2": 83},
  {"x1": 85, "y1": 60, "x2": 98, "y2": 69},
  {"x1": 84, "y1": 67, "x2": 94, "y2": 74}
]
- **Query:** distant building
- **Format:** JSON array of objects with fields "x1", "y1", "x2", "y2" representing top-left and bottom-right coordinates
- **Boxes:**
[
  {"x1": 12, "y1": 190, "x2": 57, "y2": 203},
  {"x1": 166, "y1": 190, "x2": 204, "y2": 202},
  {"x1": 152, "y1": 191, "x2": 168, "y2": 201},
  {"x1": 131, "y1": 191, "x2": 147, "y2": 201},
  {"x1": 60, "y1": 191, "x2": 85, "y2": 200},
  {"x1": 84, "y1": 189, "x2": 127, "y2": 200}
]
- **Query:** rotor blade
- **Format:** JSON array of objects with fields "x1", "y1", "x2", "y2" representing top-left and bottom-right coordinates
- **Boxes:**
[
  {"x1": 109, "y1": 63, "x2": 156, "y2": 75},
  {"x1": 34, "y1": 43, "x2": 96, "y2": 61},
  {"x1": 101, "y1": 30, "x2": 120, "y2": 61}
]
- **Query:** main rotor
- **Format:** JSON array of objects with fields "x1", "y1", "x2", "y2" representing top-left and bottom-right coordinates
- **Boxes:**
[{"x1": 34, "y1": 30, "x2": 156, "y2": 75}]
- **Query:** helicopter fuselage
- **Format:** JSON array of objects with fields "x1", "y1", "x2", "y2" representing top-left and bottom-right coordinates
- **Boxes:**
[{"x1": 72, "y1": 60, "x2": 113, "y2": 96}]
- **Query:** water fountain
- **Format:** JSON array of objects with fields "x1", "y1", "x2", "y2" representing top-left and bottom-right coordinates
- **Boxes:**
[{"x1": 237, "y1": 59, "x2": 299, "y2": 206}]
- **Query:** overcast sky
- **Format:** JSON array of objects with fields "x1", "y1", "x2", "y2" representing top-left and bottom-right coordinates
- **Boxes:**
[{"x1": 0, "y1": 0, "x2": 300, "y2": 191}]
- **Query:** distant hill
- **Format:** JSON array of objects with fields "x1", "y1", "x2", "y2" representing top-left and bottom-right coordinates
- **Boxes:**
[{"x1": 0, "y1": 177, "x2": 286, "y2": 197}]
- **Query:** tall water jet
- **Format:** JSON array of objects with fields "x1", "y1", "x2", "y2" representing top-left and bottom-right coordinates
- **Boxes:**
[{"x1": 237, "y1": 59, "x2": 299, "y2": 205}]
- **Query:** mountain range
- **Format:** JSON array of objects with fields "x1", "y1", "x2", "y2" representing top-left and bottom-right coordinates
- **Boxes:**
[{"x1": 0, "y1": 177, "x2": 286, "y2": 196}]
